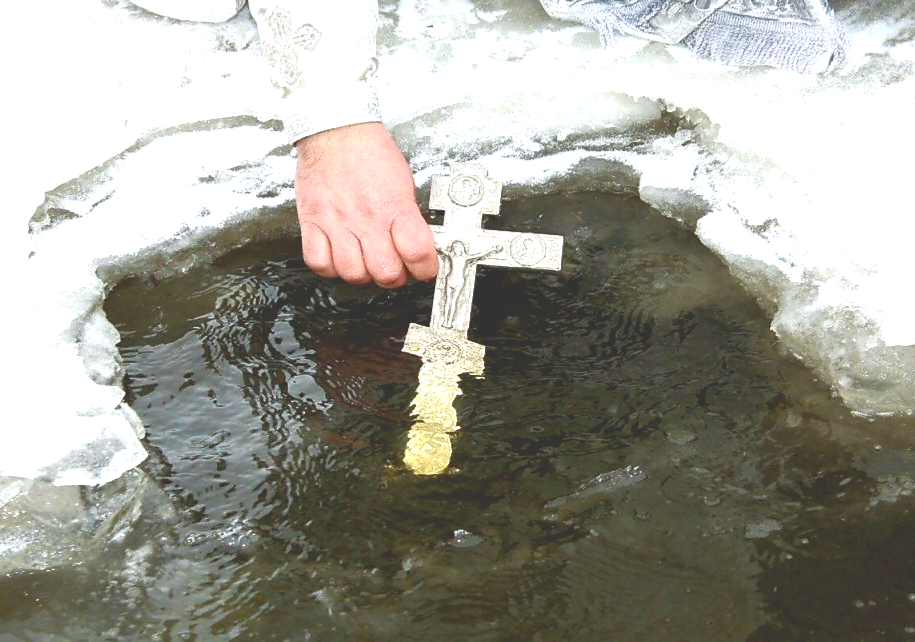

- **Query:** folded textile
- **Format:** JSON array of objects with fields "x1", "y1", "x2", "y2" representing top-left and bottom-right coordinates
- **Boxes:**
[{"x1": 539, "y1": 0, "x2": 847, "y2": 73}]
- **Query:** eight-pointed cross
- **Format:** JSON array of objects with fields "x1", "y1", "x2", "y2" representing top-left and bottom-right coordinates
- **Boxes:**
[{"x1": 403, "y1": 163, "x2": 564, "y2": 374}]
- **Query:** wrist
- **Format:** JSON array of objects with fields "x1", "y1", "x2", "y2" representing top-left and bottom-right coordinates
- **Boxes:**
[
  {"x1": 281, "y1": 81, "x2": 381, "y2": 144},
  {"x1": 294, "y1": 122, "x2": 387, "y2": 159}
]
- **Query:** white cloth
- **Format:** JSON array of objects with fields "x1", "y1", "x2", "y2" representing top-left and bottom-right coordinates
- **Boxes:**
[
  {"x1": 128, "y1": 0, "x2": 246, "y2": 22},
  {"x1": 130, "y1": 0, "x2": 381, "y2": 144},
  {"x1": 248, "y1": 0, "x2": 380, "y2": 143}
]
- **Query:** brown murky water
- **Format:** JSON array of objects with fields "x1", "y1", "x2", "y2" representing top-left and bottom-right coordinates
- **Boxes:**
[{"x1": 4, "y1": 193, "x2": 915, "y2": 641}]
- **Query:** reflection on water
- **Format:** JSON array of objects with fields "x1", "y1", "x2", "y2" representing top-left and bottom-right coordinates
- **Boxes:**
[
  {"x1": 4, "y1": 193, "x2": 915, "y2": 640},
  {"x1": 403, "y1": 351, "x2": 465, "y2": 475},
  {"x1": 402, "y1": 321, "x2": 487, "y2": 476}
]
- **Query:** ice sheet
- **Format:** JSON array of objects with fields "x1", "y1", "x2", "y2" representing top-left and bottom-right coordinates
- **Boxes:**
[{"x1": 10, "y1": 0, "x2": 915, "y2": 490}]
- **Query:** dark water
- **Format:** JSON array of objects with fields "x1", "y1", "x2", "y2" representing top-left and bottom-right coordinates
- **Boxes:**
[{"x1": 5, "y1": 193, "x2": 915, "y2": 641}]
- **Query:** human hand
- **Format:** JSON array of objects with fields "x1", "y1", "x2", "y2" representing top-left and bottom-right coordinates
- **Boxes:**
[{"x1": 294, "y1": 122, "x2": 438, "y2": 288}]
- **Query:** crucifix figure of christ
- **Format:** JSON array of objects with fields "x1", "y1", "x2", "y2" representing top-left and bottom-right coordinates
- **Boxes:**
[
  {"x1": 402, "y1": 163, "x2": 564, "y2": 475},
  {"x1": 436, "y1": 240, "x2": 503, "y2": 330}
]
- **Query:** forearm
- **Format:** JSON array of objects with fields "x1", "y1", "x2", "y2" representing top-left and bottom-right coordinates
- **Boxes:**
[{"x1": 248, "y1": 0, "x2": 382, "y2": 144}]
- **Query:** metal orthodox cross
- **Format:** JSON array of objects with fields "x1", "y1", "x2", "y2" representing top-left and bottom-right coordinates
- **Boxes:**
[
  {"x1": 403, "y1": 163, "x2": 564, "y2": 375},
  {"x1": 401, "y1": 163, "x2": 564, "y2": 474}
]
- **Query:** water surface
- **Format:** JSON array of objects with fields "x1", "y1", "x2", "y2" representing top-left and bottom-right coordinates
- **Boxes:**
[{"x1": 5, "y1": 193, "x2": 915, "y2": 640}]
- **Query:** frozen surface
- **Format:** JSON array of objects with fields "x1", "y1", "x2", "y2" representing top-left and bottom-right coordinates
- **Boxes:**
[{"x1": 9, "y1": 0, "x2": 915, "y2": 496}]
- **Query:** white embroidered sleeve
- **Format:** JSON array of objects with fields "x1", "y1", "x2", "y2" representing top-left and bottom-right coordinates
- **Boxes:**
[{"x1": 248, "y1": 0, "x2": 381, "y2": 144}]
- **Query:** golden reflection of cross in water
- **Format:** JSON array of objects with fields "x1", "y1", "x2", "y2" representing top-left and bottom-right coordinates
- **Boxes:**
[{"x1": 402, "y1": 326, "x2": 484, "y2": 475}]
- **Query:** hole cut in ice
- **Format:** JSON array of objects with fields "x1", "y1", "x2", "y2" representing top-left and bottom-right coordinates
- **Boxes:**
[{"x1": 5, "y1": 191, "x2": 903, "y2": 639}]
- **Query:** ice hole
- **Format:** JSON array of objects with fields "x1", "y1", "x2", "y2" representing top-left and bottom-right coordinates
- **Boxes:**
[{"x1": 8, "y1": 180, "x2": 915, "y2": 637}]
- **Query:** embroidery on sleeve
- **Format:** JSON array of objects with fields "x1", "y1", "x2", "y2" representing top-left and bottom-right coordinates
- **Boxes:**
[{"x1": 261, "y1": 7, "x2": 322, "y2": 87}]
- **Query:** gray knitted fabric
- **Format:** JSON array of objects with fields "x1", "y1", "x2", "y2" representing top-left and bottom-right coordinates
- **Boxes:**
[
  {"x1": 540, "y1": 0, "x2": 670, "y2": 46},
  {"x1": 539, "y1": 0, "x2": 847, "y2": 73}
]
